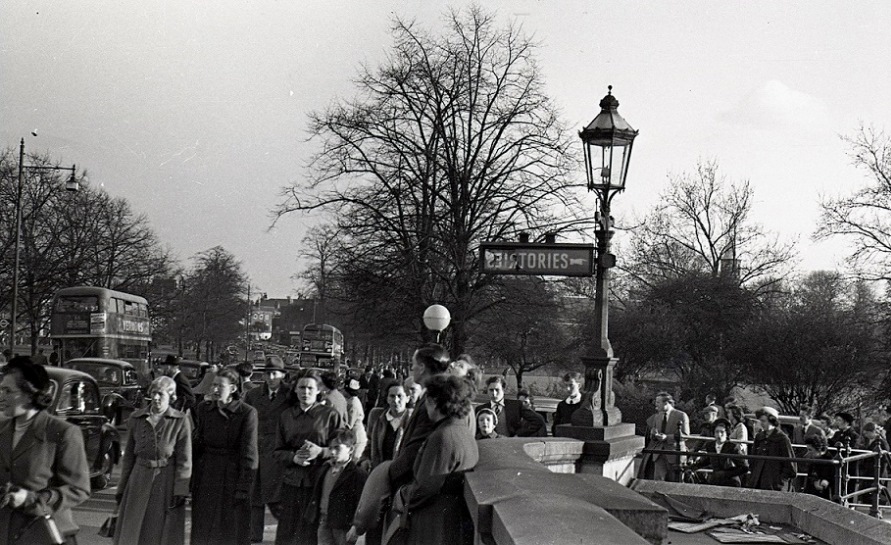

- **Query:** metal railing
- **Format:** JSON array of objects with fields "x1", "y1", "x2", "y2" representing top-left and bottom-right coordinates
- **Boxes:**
[{"x1": 639, "y1": 430, "x2": 890, "y2": 519}]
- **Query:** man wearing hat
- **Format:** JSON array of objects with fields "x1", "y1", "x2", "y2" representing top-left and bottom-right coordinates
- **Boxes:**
[
  {"x1": 749, "y1": 406, "x2": 796, "y2": 491},
  {"x1": 638, "y1": 392, "x2": 690, "y2": 482},
  {"x1": 160, "y1": 355, "x2": 195, "y2": 413},
  {"x1": 244, "y1": 355, "x2": 293, "y2": 543}
]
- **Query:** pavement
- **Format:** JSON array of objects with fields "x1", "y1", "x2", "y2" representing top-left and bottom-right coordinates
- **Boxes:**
[{"x1": 72, "y1": 425, "x2": 364, "y2": 545}]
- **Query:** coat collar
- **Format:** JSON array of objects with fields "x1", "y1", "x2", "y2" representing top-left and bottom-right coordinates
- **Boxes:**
[
  {"x1": 6, "y1": 411, "x2": 54, "y2": 462},
  {"x1": 132, "y1": 406, "x2": 185, "y2": 419}
]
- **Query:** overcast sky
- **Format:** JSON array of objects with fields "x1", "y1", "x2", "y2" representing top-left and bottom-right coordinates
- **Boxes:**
[{"x1": 3, "y1": 1, "x2": 890, "y2": 296}]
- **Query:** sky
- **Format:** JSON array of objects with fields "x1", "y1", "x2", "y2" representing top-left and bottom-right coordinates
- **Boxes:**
[{"x1": 3, "y1": 1, "x2": 890, "y2": 296}]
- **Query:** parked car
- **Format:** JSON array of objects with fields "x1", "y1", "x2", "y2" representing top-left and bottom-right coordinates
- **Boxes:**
[
  {"x1": 64, "y1": 358, "x2": 145, "y2": 425},
  {"x1": 46, "y1": 367, "x2": 122, "y2": 490},
  {"x1": 178, "y1": 359, "x2": 211, "y2": 386}
]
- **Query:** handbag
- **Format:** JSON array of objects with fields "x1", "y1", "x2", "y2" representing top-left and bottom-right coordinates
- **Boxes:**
[
  {"x1": 12, "y1": 513, "x2": 65, "y2": 545},
  {"x1": 98, "y1": 513, "x2": 117, "y2": 538}
]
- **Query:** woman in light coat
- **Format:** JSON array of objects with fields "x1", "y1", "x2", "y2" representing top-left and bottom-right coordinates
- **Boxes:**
[
  {"x1": 115, "y1": 376, "x2": 192, "y2": 545},
  {"x1": 0, "y1": 357, "x2": 90, "y2": 545}
]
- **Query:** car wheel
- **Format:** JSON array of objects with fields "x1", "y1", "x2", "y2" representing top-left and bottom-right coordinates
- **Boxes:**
[{"x1": 91, "y1": 448, "x2": 114, "y2": 490}]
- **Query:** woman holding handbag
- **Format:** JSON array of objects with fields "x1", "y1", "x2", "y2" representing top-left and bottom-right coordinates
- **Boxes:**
[
  {"x1": 114, "y1": 375, "x2": 192, "y2": 545},
  {"x1": 0, "y1": 356, "x2": 91, "y2": 545}
]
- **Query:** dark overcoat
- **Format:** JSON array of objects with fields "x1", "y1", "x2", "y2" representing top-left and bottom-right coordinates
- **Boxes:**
[
  {"x1": 637, "y1": 408, "x2": 690, "y2": 479},
  {"x1": 0, "y1": 411, "x2": 91, "y2": 545},
  {"x1": 306, "y1": 461, "x2": 368, "y2": 529},
  {"x1": 191, "y1": 399, "x2": 259, "y2": 545},
  {"x1": 390, "y1": 416, "x2": 479, "y2": 545},
  {"x1": 115, "y1": 407, "x2": 192, "y2": 545},
  {"x1": 692, "y1": 441, "x2": 749, "y2": 487},
  {"x1": 244, "y1": 383, "x2": 293, "y2": 505},
  {"x1": 748, "y1": 428, "x2": 796, "y2": 491}
]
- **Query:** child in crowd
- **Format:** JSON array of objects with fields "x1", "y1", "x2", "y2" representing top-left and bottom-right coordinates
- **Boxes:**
[
  {"x1": 476, "y1": 408, "x2": 499, "y2": 440},
  {"x1": 308, "y1": 429, "x2": 368, "y2": 545}
]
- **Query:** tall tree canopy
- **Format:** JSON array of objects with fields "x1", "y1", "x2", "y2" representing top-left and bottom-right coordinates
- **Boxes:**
[
  {"x1": 818, "y1": 125, "x2": 891, "y2": 280},
  {"x1": 277, "y1": 7, "x2": 579, "y2": 353}
]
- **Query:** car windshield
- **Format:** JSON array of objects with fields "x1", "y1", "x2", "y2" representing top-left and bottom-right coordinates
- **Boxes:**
[{"x1": 68, "y1": 361, "x2": 134, "y2": 386}]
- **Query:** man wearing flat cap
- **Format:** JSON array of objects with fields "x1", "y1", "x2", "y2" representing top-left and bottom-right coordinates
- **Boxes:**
[
  {"x1": 243, "y1": 355, "x2": 293, "y2": 542},
  {"x1": 160, "y1": 355, "x2": 195, "y2": 413},
  {"x1": 638, "y1": 392, "x2": 689, "y2": 482}
]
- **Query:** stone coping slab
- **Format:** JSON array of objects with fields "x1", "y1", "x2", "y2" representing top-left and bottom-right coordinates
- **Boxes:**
[
  {"x1": 467, "y1": 438, "x2": 667, "y2": 545},
  {"x1": 631, "y1": 480, "x2": 891, "y2": 545}
]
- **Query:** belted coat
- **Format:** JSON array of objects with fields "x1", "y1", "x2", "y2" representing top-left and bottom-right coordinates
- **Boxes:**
[{"x1": 114, "y1": 406, "x2": 192, "y2": 545}]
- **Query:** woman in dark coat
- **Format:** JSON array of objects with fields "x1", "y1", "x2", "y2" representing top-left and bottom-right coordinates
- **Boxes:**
[
  {"x1": 803, "y1": 434, "x2": 836, "y2": 500},
  {"x1": 689, "y1": 419, "x2": 748, "y2": 487},
  {"x1": 388, "y1": 374, "x2": 479, "y2": 545},
  {"x1": 0, "y1": 357, "x2": 90, "y2": 545},
  {"x1": 191, "y1": 368, "x2": 259, "y2": 545},
  {"x1": 116, "y1": 375, "x2": 192, "y2": 545},
  {"x1": 748, "y1": 407, "x2": 797, "y2": 491}
]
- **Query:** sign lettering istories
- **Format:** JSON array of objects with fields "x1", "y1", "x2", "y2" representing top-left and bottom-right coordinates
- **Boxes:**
[{"x1": 480, "y1": 242, "x2": 595, "y2": 276}]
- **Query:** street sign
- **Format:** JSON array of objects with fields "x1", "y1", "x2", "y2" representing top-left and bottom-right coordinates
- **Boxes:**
[{"x1": 480, "y1": 242, "x2": 595, "y2": 276}]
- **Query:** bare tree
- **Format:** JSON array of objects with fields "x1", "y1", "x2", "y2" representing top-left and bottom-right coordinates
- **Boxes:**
[
  {"x1": 629, "y1": 159, "x2": 796, "y2": 294},
  {"x1": 817, "y1": 125, "x2": 891, "y2": 280},
  {"x1": 276, "y1": 7, "x2": 579, "y2": 354}
]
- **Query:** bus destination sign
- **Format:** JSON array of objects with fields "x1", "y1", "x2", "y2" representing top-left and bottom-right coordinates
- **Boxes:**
[{"x1": 480, "y1": 242, "x2": 595, "y2": 277}]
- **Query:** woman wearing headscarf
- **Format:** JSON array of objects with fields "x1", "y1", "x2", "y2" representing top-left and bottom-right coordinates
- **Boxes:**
[
  {"x1": 115, "y1": 375, "x2": 192, "y2": 545},
  {"x1": 343, "y1": 378, "x2": 368, "y2": 463},
  {"x1": 0, "y1": 356, "x2": 90, "y2": 545},
  {"x1": 191, "y1": 368, "x2": 259, "y2": 545}
]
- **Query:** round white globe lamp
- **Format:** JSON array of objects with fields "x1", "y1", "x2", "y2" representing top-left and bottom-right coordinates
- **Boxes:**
[{"x1": 423, "y1": 304, "x2": 451, "y2": 342}]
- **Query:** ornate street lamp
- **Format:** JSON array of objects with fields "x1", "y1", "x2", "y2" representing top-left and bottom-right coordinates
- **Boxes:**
[
  {"x1": 423, "y1": 304, "x2": 451, "y2": 344},
  {"x1": 8, "y1": 138, "x2": 79, "y2": 353},
  {"x1": 574, "y1": 86, "x2": 638, "y2": 426}
]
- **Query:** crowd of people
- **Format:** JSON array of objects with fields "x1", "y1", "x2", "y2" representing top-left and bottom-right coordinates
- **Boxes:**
[
  {"x1": 0, "y1": 345, "x2": 495, "y2": 545},
  {"x1": 3, "y1": 348, "x2": 890, "y2": 544},
  {"x1": 638, "y1": 391, "x2": 891, "y2": 504}
]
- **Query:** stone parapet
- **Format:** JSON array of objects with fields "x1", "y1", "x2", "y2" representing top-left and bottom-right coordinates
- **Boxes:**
[
  {"x1": 631, "y1": 480, "x2": 891, "y2": 545},
  {"x1": 466, "y1": 438, "x2": 667, "y2": 545}
]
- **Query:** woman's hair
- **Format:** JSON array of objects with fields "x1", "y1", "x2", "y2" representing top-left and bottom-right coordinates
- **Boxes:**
[
  {"x1": 414, "y1": 343, "x2": 451, "y2": 375},
  {"x1": 562, "y1": 372, "x2": 583, "y2": 383},
  {"x1": 216, "y1": 368, "x2": 242, "y2": 399},
  {"x1": 3, "y1": 356, "x2": 53, "y2": 410},
  {"x1": 805, "y1": 434, "x2": 828, "y2": 452},
  {"x1": 424, "y1": 374, "x2": 473, "y2": 419},
  {"x1": 727, "y1": 405, "x2": 744, "y2": 425},
  {"x1": 294, "y1": 369, "x2": 322, "y2": 386},
  {"x1": 150, "y1": 375, "x2": 177, "y2": 400},
  {"x1": 449, "y1": 357, "x2": 481, "y2": 396}
]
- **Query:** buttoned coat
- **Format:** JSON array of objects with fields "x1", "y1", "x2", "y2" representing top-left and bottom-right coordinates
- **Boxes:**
[
  {"x1": 191, "y1": 399, "x2": 259, "y2": 545},
  {"x1": 114, "y1": 407, "x2": 192, "y2": 545},
  {"x1": 0, "y1": 411, "x2": 90, "y2": 545},
  {"x1": 244, "y1": 382, "x2": 293, "y2": 505},
  {"x1": 306, "y1": 461, "x2": 368, "y2": 530},
  {"x1": 367, "y1": 407, "x2": 413, "y2": 468},
  {"x1": 748, "y1": 428, "x2": 797, "y2": 491},
  {"x1": 637, "y1": 408, "x2": 690, "y2": 479},
  {"x1": 273, "y1": 403, "x2": 344, "y2": 488}
]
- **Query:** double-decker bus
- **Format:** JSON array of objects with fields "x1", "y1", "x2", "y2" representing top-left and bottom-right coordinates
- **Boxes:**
[
  {"x1": 49, "y1": 286, "x2": 152, "y2": 377},
  {"x1": 299, "y1": 323, "x2": 343, "y2": 371}
]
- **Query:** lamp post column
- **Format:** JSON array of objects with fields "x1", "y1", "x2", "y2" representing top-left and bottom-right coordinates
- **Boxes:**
[
  {"x1": 9, "y1": 139, "x2": 25, "y2": 353},
  {"x1": 574, "y1": 196, "x2": 622, "y2": 427}
]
